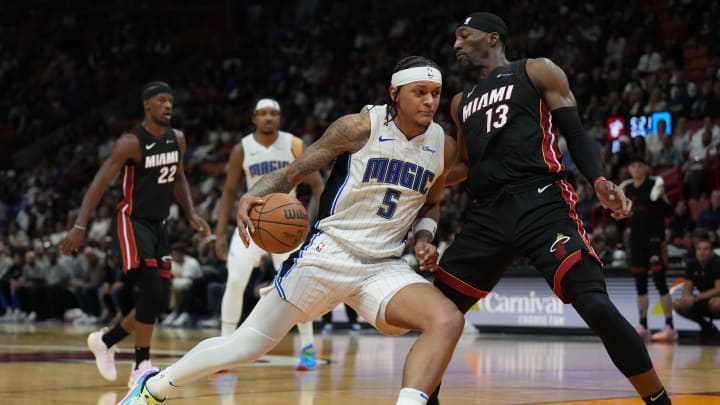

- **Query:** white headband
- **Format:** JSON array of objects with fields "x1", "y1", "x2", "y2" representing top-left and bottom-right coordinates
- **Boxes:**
[
  {"x1": 391, "y1": 66, "x2": 442, "y2": 87},
  {"x1": 254, "y1": 98, "x2": 280, "y2": 112}
]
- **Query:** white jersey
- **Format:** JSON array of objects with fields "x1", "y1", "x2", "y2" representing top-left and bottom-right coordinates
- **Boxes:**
[
  {"x1": 315, "y1": 105, "x2": 445, "y2": 258},
  {"x1": 241, "y1": 131, "x2": 297, "y2": 196}
]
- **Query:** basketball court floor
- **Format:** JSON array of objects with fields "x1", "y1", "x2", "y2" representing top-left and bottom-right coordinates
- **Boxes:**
[{"x1": 0, "y1": 322, "x2": 718, "y2": 404}]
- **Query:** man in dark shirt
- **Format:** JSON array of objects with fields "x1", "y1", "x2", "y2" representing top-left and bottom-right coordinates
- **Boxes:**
[{"x1": 673, "y1": 230, "x2": 720, "y2": 341}]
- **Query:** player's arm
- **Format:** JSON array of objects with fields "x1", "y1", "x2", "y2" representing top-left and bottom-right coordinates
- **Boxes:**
[
  {"x1": 291, "y1": 136, "x2": 325, "y2": 222},
  {"x1": 445, "y1": 92, "x2": 468, "y2": 186},
  {"x1": 173, "y1": 130, "x2": 210, "y2": 237},
  {"x1": 235, "y1": 112, "x2": 370, "y2": 246},
  {"x1": 527, "y1": 57, "x2": 630, "y2": 218},
  {"x1": 413, "y1": 135, "x2": 458, "y2": 271},
  {"x1": 59, "y1": 133, "x2": 140, "y2": 255},
  {"x1": 214, "y1": 142, "x2": 245, "y2": 260}
]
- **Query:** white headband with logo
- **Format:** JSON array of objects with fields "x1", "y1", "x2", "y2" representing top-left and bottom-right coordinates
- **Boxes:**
[
  {"x1": 391, "y1": 66, "x2": 442, "y2": 87},
  {"x1": 254, "y1": 98, "x2": 280, "y2": 112}
]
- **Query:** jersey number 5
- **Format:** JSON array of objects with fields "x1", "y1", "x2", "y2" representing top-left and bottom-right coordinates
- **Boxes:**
[
  {"x1": 158, "y1": 165, "x2": 177, "y2": 184},
  {"x1": 377, "y1": 189, "x2": 401, "y2": 219},
  {"x1": 485, "y1": 104, "x2": 509, "y2": 133}
]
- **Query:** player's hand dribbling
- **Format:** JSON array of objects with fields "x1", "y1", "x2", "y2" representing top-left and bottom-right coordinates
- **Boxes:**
[
  {"x1": 595, "y1": 179, "x2": 632, "y2": 219},
  {"x1": 235, "y1": 194, "x2": 265, "y2": 248},
  {"x1": 415, "y1": 241, "x2": 439, "y2": 272},
  {"x1": 59, "y1": 227, "x2": 85, "y2": 255}
]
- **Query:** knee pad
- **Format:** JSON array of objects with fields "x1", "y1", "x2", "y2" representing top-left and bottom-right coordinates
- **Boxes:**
[
  {"x1": 651, "y1": 271, "x2": 669, "y2": 295},
  {"x1": 633, "y1": 273, "x2": 648, "y2": 296},
  {"x1": 130, "y1": 266, "x2": 169, "y2": 324},
  {"x1": 572, "y1": 291, "x2": 653, "y2": 377}
]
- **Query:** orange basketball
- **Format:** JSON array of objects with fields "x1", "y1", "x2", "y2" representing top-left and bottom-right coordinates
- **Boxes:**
[{"x1": 248, "y1": 193, "x2": 309, "y2": 253}]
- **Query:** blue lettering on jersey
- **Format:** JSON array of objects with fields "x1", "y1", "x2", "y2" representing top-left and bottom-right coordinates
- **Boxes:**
[
  {"x1": 249, "y1": 160, "x2": 290, "y2": 177},
  {"x1": 362, "y1": 158, "x2": 435, "y2": 194}
]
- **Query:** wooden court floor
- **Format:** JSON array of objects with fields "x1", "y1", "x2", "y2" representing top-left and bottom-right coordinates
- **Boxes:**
[{"x1": 0, "y1": 322, "x2": 718, "y2": 404}]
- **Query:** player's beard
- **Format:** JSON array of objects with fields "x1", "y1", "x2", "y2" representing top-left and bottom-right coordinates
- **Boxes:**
[{"x1": 153, "y1": 114, "x2": 171, "y2": 127}]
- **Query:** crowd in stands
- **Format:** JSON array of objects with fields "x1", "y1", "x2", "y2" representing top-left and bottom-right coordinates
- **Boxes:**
[{"x1": 1, "y1": 0, "x2": 719, "y2": 326}]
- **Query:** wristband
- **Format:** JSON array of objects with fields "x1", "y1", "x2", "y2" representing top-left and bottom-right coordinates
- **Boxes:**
[
  {"x1": 73, "y1": 224, "x2": 87, "y2": 231},
  {"x1": 412, "y1": 218, "x2": 437, "y2": 239},
  {"x1": 593, "y1": 176, "x2": 608, "y2": 192}
]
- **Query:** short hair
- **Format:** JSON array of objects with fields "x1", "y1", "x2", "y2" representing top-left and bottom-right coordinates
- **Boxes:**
[{"x1": 385, "y1": 56, "x2": 442, "y2": 125}]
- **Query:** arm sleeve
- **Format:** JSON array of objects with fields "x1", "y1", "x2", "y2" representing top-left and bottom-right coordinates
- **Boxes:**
[{"x1": 551, "y1": 106, "x2": 604, "y2": 184}]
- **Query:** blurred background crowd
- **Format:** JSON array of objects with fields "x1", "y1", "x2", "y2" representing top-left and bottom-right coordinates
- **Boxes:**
[{"x1": 0, "y1": 0, "x2": 719, "y2": 326}]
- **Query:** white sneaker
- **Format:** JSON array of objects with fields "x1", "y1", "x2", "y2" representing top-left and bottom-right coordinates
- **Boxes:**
[
  {"x1": 197, "y1": 317, "x2": 220, "y2": 329},
  {"x1": 171, "y1": 312, "x2": 191, "y2": 328},
  {"x1": 161, "y1": 312, "x2": 177, "y2": 327},
  {"x1": 127, "y1": 359, "x2": 154, "y2": 388},
  {"x1": 87, "y1": 328, "x2": 117, "y2": 381}
]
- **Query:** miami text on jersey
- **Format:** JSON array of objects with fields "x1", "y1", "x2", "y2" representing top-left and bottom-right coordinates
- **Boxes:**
[
  {"x1": 362, "y1": 158, "x2": 435, "y2": 194},
  {"x1": 462, "y1": 84, "x2": 515, "y2": 121},
  {"x1": 145, "y1": 151, "x2": 179, "y2": 168},
  {"x1": 249, "y1": 160, "x2": 290, "y2": 177}
]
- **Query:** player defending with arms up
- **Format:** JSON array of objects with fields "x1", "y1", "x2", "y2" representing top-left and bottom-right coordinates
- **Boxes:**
[
  {"x1": 430, "y1": 12, "x2": 672, "y2": 405},
  {"x1": 119, "y1": 56, "x2": 464, "y2": 405}
]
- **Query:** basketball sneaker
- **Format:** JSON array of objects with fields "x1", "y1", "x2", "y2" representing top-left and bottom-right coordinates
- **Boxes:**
[
  {"x1": 296, "y1": 343, "x2": 317, "y2": 371},
  {"x1": 128, "y1": 360, "x2": 154, "y2": 388},
  {"x1": 87, "y1": 328, "x2": 117, "y2": 381},
  {"x1": 118, "y1": 367, "x2": 163, "y2": 405},
  {"x1": 651, "y1": 325, "x2": 678, "y2": 342}
]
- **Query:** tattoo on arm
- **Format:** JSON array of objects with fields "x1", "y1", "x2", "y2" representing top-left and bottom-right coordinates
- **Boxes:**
[{"x1": 248, "y1": 171, "x2": 293, "y2": 197}]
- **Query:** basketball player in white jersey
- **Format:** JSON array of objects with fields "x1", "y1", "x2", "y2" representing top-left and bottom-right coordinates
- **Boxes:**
[
  {"x1": 214, "y1": 98, "x2": 324, "y2": 371},
  {"x1": 120, "y1": 56, "x2": 464, "y2": 405}
]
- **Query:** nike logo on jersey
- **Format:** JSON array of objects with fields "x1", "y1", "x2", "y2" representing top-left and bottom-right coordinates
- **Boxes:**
[
  {"x1": 379, "y1": 136, "x2": 394, "y2": 142},
  {"x1": 166, "y1": 139, "x2": 174, "y2": 144},
  {"x1": 496, "y1": 72, "x2": 514, "y2": 77},
  {"x1": 146, "y1": 142, "x2": 157, "y2": 150},
  {"x1": 537, "y1": 184, "x2": 552, "y2": 193},
  {"x1": 466, "y1": 86, "x2": 476, "y2": 98}
]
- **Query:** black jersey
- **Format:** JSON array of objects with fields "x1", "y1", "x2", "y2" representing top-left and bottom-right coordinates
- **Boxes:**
[
  {"x1": 457, "y1": 59, "x2": 565, "y2": 194},
  {"x1": 685, "y1": 255, "x2": 720, "y2": 292},
  {"x1": 116, "y1": 125, "x2": 180, "y2": 221},
  {"x1": 623, "y1": 177, "x2": 666, "y2": 240}
]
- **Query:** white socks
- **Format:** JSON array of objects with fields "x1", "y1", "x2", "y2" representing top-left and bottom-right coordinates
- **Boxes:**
[{"x1": 396, "y1": 387, "x2": 429, "y2": 405}]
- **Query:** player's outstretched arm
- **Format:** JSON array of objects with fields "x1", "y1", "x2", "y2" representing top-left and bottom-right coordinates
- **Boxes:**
[
  {"x1": 235, "y1": 112, "x2": 371, "y2": 247},
  {"x1": 60, "y1": 133, "x2": 139, "y2": 255},
  {"x1": 527, "y1": 58, "x2": 631, "y2": 218}
]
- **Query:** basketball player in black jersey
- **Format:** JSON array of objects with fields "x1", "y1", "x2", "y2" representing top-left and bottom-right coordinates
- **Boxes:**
[
  {"x1": 60, "y1": 81, "x2": 210, "y2": 386},
  {"x1": 431, "y1": 12, "x2": 672, "y2": 405},
  {"x1": 620, "y1": 155, "x2": 677, "y2": 342}
]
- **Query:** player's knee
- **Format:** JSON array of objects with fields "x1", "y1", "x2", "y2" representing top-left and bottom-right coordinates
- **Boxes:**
[
  {"x1": 572, "y1": 291, "x2": 617, "y2": 329},
  {"x1": 651, "y1": 271, "x2": 669, "y2": 295},
  {"x1": 633, "y1": 274, "x2": 648, "y2": 295},
  {"x1": 709, "y1": 298, "x2": 720, "y2": 315},
  {"x1": 427, "y1": 298, "x2": 465, "y2": 338},
  {"x1": 673, "y1": 299, "x2": 690, "y2": 314}
]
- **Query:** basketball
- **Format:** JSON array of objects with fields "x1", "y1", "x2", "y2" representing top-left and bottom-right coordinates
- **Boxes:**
[{"x1": 248, "y1": 193, "x2": 309, "y2": 253}]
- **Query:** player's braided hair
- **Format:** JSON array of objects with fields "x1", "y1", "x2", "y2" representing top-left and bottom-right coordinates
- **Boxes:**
[{"x1": 384, "y1": 56, "x2": 442, "y2": 126}]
